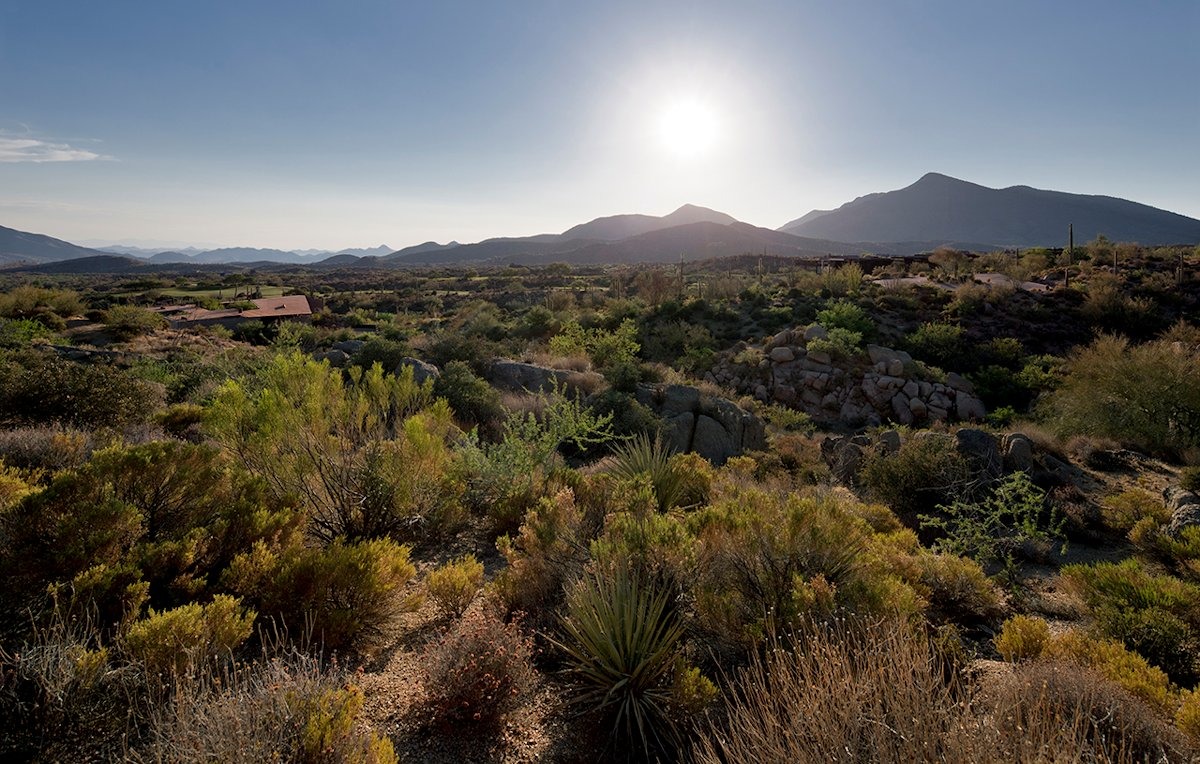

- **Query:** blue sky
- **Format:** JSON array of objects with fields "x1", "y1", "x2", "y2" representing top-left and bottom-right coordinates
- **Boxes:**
[{"x1": 1, "y1": 0, "x2": 1196, "y2": 249}]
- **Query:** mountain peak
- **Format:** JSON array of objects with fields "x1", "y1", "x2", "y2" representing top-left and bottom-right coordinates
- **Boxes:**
[{"x1": 779, "y1": 174, "x2": 1200, "y2": 247}]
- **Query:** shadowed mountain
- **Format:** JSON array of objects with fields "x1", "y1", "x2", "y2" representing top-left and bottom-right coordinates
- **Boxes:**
[
  {"x1": 560, "y1": 204, "x2": 737, "y2": 241},
  {"x1": 780, "y1": 173, "x2": 1200, "y2": 248},
  {"x1": 17, "y1": 254, "x2": 146, "y2": 274},
  {"x1": 0, "y1": 224, "x2": 110, "y2": 265}
]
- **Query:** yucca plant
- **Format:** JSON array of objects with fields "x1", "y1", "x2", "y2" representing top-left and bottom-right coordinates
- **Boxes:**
[
  {"x1": 610, "y1": 433, "x2": 684, "y2": 512},
  {"x1": 552, "y1": 566, "x2": 685, "y2": 760}
]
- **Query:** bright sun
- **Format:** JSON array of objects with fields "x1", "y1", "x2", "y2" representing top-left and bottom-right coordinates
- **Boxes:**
[{"x1": 657, "y1": 97, "x2": 719, "y2": 158}]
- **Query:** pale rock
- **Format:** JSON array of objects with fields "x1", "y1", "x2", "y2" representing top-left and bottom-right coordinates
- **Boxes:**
[
  {"x1": 804, "y1": 324, "x2": 828, "y2": 341},
  {"x1": 769, "y1": 346, "x2": 795, "y2": 363}
]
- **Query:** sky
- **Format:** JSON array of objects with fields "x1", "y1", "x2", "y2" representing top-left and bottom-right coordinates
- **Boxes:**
[{"x1": 1, "y1": 0, "x2": 1197, "y2": 250}]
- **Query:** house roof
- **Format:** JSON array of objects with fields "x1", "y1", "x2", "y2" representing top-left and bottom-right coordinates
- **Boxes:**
[
  {"x1": 239, "y1": 295, "x2": 312, "y2": 318},
  {"x1": 170, "y1": 294, "x2": 313, "y2": 324}
]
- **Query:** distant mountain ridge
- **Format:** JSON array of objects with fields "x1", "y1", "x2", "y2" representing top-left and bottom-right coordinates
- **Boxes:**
[
  {"x1": 0, "y1": 224, "x2": 109, "y2": 265},
  {"x1": 5, "y1": 175, "x2": 1199, "y2": 269},
  {"x1": 780, "y1": 172, "x2": 1200, "y2": 248}
]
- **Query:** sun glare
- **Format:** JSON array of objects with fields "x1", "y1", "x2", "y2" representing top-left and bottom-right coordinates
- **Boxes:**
[{"x1": 657, "y1": 97, "x2": 719, "y2": 159}]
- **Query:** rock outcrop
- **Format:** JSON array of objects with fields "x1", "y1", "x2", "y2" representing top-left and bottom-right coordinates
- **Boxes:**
[
  {"x1": 397, "y1": 357, "x2": 440, "y2": 386},
  {"x1": 635, "y1": 383, "x2": 765, "y2": 465},
  {"x1": 704, "y1": 327, "x2": 987, "y2": 428},
  {"x1": 1165, "y1": 486, "x2": 1200, "y2": 538}
]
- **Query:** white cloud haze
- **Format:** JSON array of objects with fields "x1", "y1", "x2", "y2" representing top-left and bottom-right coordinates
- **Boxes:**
[{"x1": 0, "y1": 135, "x2": 107, "y2": 163}]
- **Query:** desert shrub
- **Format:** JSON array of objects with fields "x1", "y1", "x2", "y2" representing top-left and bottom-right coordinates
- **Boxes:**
[
  {"x1": 103, "y1": 305, "x2": 167, "y2": 340},
  {"x1": 139, "y1": 652, "x2": 395, "y2": 763},
  {"x1": 915, "y1": 551, "x2": 1002, "y2": 626},
  {"x1": 123, "y1": 595, "x2": 255, "y2": 675},
  {"x1": 905, "y1": 321, "x2": 965, "y2": 369},
  {"x1": 458, "y1": 389, "x2": 613, "y2": 530},
  {"x1": 1178, "y1": 689, "x2": 1200, "y2": 740},
  {"x1": 1062, "y1": 559, "x2": 1200, "y2": 686},
  {"x1": 0, "y1": 317, "x2": 55, "y2": 348},
  {"x1": 590, "y1": 492, "x2": 695, "y2": 592},
  {"x1": 1102, "y1": 489, "x2": 1171, "y2": 533},
  {"x1": 0, "y1": 351, "x2": 164, "y2": 428},
  {"x1": 670, "y1": 451, "x2": 715, "y2": 508},
  {"x1": 0, "y1": 613, "x2": 144, "y2": 761},
  {"x1": 689, "y1": 487, "x2": 920, "y2": 652},
  {"x1": 550, "y1": 318, "x2": 640, "y2": 370},
  {"x1": 270, "y1": 320, "x2": 319, "y2": 350},
  {"x1": 495, "y1": 488, "x2": 590, "y2": 616},
  {"x1": 1048, "y1": 334, "x2": 1200, "y2": 454},
  {"x1": 420, "y1": 607, "x2": 536, "y2": 730},
  {"x1": 995, "y1": 614, "x2": 1051, "y2": 662},
  {"x1": 1180, "y1": 467, "x2": 1200, "y2": 492},
  {"x1": 859, "y1": 434, "x2": 971, "y2": 521},
  {"x1": 921, "y1": 470, "x2": 1066, "y2": 572},
  {"x1": 207, "y1": 353, "x2": 461, "y2": 542},
  {"x1": 224, "y1": 537, "x2": 419, "y2": 656},
  {"x1": 609, "y1": 433, "x2": 686, "y2": 512},
  {"x1": 432, "y1": 360, "x2": 504, "y2": 431},
  {"x1": 0, "y1": 286, "x2": 84, "y2": 327},
  {"x1": 0, "y1": 425, "x2": 91, "y2": 470},
  {"x1": 692, "y1": 618, "x2": 970, "y2": 763},
  {"x1": 806, "y1": 326, "x2": 861, "y2": 360},
  {"x1": 0, "y1": 441, "x2": 301, "y2": 631},
  {"x1": 1044, "y1": 630, "x2": 1177, "y2": 714},
  {"x1": 757, "y1": 403, "x2": 813, "y2": 432},
  {"x1": 153, "y1": 402, "x2": 205, "y2": 439},
  {"x1": 981, "y1": 660, "x2": 1191, "y2": 763},
  {"x1": 815, "y1": 299, "x2": 873, "y2": 337},
  {"x1": 553, "y1": 566, "x2": 688, "y2": 759},
  {"x1": 351, "y1": 336, "x2": 410, "y2": 371},
  {"x1": 426, "y1": 554, "x2": 484, "y2": 618}
]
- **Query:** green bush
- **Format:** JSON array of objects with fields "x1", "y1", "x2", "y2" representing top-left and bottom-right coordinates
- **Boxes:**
[
  {"x1": 124, "y1": 595, "x2": 255, "y2": 674},
  {"x1": 859, "y1": 434, "x2": 971, "y2": 521},
  {"x1": 1102, "y1": 489, "x2": 1170, "y2": 533},
  {"x1": 0, "y1": 351, "x2": 165, "y2": 428},
  {"x1": 1062, "y1": 559, "x2": 1200, "y2": 685},
  {"x1": 905, "y1": 322, "x2": 966, "y2": 369},
  {"x1": 0, "y1": 318, "x2": 55, "y2": 348},
  {"x1": 816, "y1": 299, "x2": 873, "y2": 337},
  {"x1": 426, "y1": 554, "x2": 484, "y2": 618},
  {"x1": 1048, "y1": 335, "x2": 1200, "y2": 454},
  {"x1": 103, "y1": 305, "x2": 167, "y2": 340},
  {"x1": 807, "y1": 326, "x2": 862, "y2": 360},
  {"x1": 432, "y1": 360, "x2": 504, "y2": 431},
  {"x1": 921, "y1": 471, "x2": 1065, "y2": 571},
  {"x1": 1045, "y1": 630, "x2": 1177, "y2": 714}
]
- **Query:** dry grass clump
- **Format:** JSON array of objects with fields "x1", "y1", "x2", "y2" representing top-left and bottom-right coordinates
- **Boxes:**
[
  {"x1": 136, "y1": 652, "x2": 396, "y2": 763},
  {"x1": 0, "y1": 425, "x2": 91, "y2": 471},
  {"x1": 692, "y1": 618, "x2": 1195, "y2": 764}
]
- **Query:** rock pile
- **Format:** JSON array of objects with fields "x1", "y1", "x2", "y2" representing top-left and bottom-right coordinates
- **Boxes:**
[
  {"x1": 705, "y1": 328, "x2": 987, "y2": 427},
  {"x1": 634, "y1": 383, "x2": 766, "y2": 465}
]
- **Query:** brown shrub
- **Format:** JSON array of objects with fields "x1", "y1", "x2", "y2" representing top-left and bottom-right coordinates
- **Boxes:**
[{"x1": 419, "y1": 606, "x2": 537, "y2": 730}]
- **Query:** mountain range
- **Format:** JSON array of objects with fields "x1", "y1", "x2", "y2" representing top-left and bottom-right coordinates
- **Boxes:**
[
  {"x1": 4, "y1": 174, "x2": 1198, "y2": 270},
  {"x1": 781, "y1": 172, "x2": 1200, "y2": 248}
]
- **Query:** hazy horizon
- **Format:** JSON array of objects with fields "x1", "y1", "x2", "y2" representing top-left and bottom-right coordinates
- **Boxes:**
[{"x1": 2, "y1": 1, "x2": 1197, "y2": 250}]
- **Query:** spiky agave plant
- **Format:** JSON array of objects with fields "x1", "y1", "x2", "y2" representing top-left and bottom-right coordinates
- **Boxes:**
[
  {"x1": 609, "y1": 433, "x2": 684, "y2": 512},
  {"x1": 553, "y1": 566, "x2": 686, "y2": 760}
]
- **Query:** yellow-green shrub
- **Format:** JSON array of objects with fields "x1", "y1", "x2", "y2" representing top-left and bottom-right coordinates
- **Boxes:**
[
  {"x1": 226, "y1": 538, "x2": 419, "y2": 655},
  {"x1": 1102, "y1": 489, "x2": 1170, "y2": 533},
  {"x1": 427, "y1": 554, "x2": 484, "y2": 617},
  {"x1": 124, "y1": 595, "x2": 255, "y2": 674},
  {"x1": 1177, "y1": 689, "x2": 1200, "y2": 740},
  {"x1": 995, "y1": 615, "x2": 1050, "y2": 662},
  {"x1": 914, "y1": 552, "x2": 1002, "y2": 626},
  {"x1": 1045, "y1": 630, "x2": 1177, "y2": 714}
]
